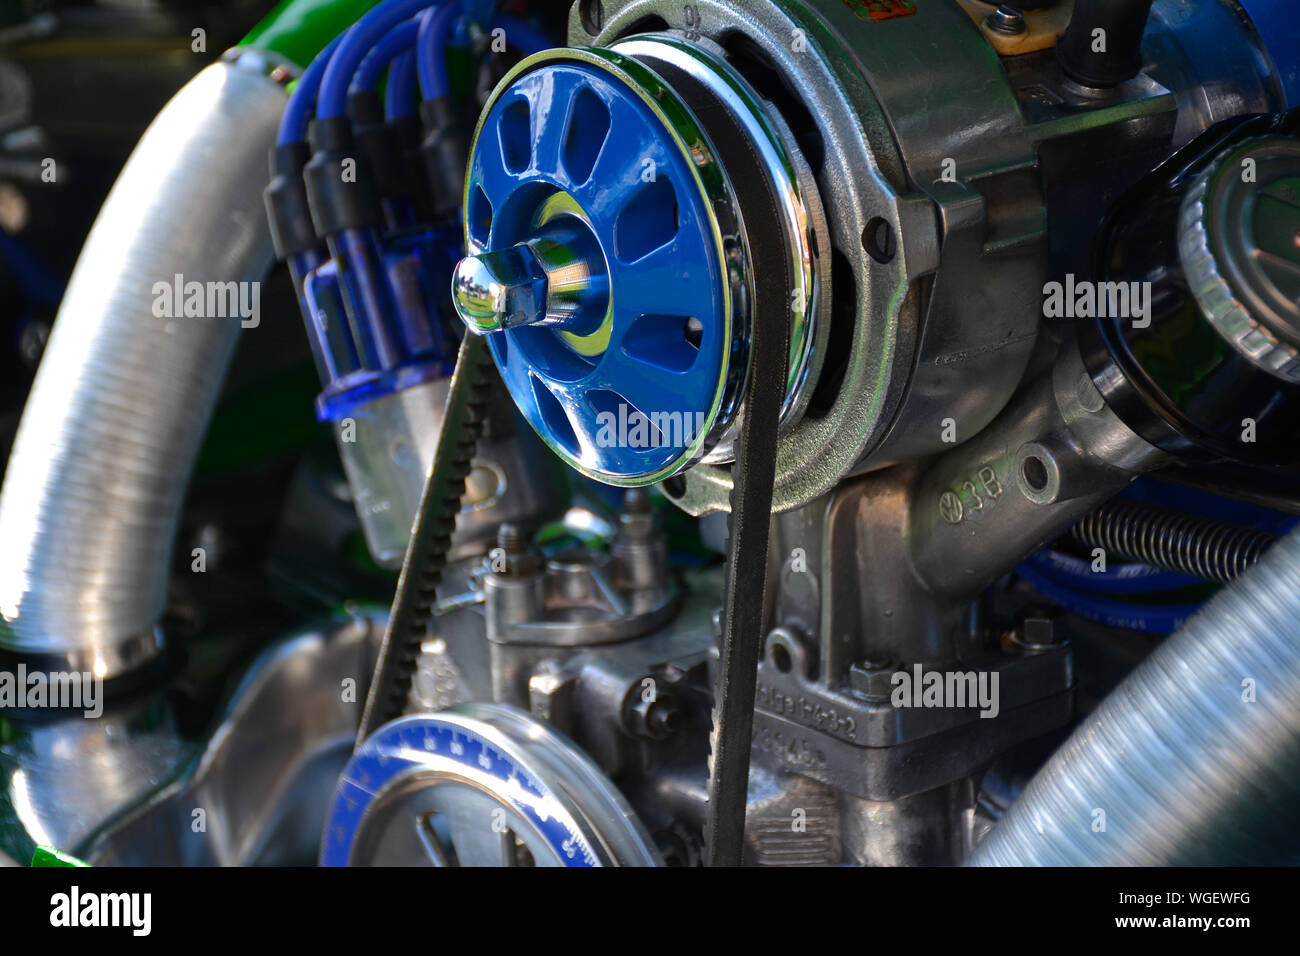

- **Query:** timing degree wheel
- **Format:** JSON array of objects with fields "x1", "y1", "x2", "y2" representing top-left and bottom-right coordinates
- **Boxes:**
[
  {"x1": 322, "y1": 704, "x2": 662, "y2": 866},
  {"x1": 451, "y1": 38, "x2": 827, "y2": 486}
]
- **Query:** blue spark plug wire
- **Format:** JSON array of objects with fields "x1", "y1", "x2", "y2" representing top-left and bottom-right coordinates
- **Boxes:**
[
  {"x1": 278, "y1": 33, "x2": 344, "y2": 146},
  {"x1": 317, "y1": 0, "x2": 446, "y2": 121},
  {"x1": 385, "y1": 49, "x2": 418, "y2": 119},
  {"x1": 416, "y1": 2, "x2": 461, "y2": 100},
  {"x1": 350, "y1": 17, "x2": 422, "y2": 95}
]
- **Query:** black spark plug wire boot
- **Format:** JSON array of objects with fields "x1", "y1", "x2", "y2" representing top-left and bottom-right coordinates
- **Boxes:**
[
  {"x1": 303, "y1": 115, "x2": 383, "y2": 237},
  {"x1": 264, "y1": 141, "x2": 319, "y2": 260},
  {"x1": 419, "y1": 94, "x2": 469, "y2": 217}
]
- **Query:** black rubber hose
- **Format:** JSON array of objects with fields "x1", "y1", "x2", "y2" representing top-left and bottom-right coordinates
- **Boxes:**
[{"x1": 1057, "y1": 0, "x2": 1155, "y2": 88}]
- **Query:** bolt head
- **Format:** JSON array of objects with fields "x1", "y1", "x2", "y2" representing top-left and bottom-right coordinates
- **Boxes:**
[
  {"x1": 487, "y1": 524, "x2": 540, "y2": 576},
  {"x1": 1012, "y1": 606, "x2": 1066, "y2": 652},
  {"x1": 452, "y1": 244, "x2": 549, "y2": 334},
  {"x1": 850, "y1": 659, "x2": 898, "y2": 700},
  {"x1": 626, "y1": 691, "x2": 680, "y2": 740},
  {"x1": 987, "y1": 4, "x2": 1026, "y2": 35}
]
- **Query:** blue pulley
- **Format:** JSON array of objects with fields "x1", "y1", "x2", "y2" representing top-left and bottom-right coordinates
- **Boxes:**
[
  {"x1": 452, "y1": 44, "x2": 826, "y2": 487},
  {"x1": 321, "y1": 704, "x2": 661, "y2": 866}
]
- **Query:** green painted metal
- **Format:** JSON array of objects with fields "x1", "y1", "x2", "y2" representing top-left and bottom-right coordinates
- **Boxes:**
[
  {"x1": 32, "y1": 845, "x2": 89, "y2": 867},
  {"x1": 240, "y1": 0, "x2": 381, "y2": 68}
]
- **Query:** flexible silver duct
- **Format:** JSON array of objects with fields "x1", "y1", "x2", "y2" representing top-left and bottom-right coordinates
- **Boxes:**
[
  {"x1": 0, "y1": 54, "x2": 286, "y2": 674},
  {"x1": 971, "y1": 523, "x2": 1300, "y2": 866}
]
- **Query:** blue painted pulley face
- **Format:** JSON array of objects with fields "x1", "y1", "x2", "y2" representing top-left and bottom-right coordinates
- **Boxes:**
[
  {"x1": 463, "y1": 50, "x2": 738, "y2": 486},
  {"x1": 321, "y1": 704, "x2": 661, "y2": 866}
]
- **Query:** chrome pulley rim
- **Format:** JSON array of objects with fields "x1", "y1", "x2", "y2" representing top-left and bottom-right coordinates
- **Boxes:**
[
  {"x1": 321, "y1": 703, "x2": 662, "y2": 866},
  {"x1": 609, "y1": 34, "x2": 828, "y2": 463},
  {"x1": 453, "y1": 43, "x2": 823, "y2": 485}
]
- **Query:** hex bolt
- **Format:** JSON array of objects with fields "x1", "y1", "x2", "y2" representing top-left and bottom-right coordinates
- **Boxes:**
[
  {"x1": 986, "y1": 4, "x2": 1027, "y2": 35},
  {"x1": 497, "y1": 523, "x2": 524, "y2": 554},
  {"x1": 452, "y1": 244, "x2": 550, "y2": 334},
  {"x1": 1023, "y1": 615, "x2": 1056, "y2": 645},
  {"x1": 1009, "y1": 606, "x2": 1066, "y2": 654},
  {"x1": 617, "y1": 488, "x2": 656, "y2": 540},
  {"x1": 849, "y1": 658, "x2": 899, "y2": 701},
  {"x1": 489, "y1": 523, "x2": 539, "y2": 577},
  {"x1": 625, "y1": 688, "x2": 681, "y2": 740},
  {"x1": 646, "y1": 701, "x2": 680, "y2": 737}
]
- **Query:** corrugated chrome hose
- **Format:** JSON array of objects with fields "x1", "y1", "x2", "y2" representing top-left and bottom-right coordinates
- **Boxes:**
[
  {"x1": 0, "y1": 55, "x2": 286, "y2": 673},
  {"x1": 972, "y1": 523, "x2": 1300, "y2": 865}
]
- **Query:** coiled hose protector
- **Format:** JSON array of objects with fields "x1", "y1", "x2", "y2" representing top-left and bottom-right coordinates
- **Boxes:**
[
  {"x1": 0, "y1": 55, "x2": 287, "y2": 672},
  {"x1": 972, "y1": 523, "x2": 1300, "y2": 865}
]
